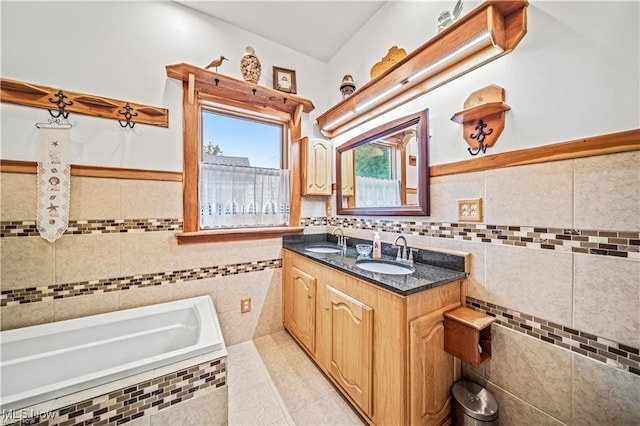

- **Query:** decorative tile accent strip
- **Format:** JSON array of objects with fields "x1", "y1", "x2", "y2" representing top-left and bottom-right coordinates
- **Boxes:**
[
  {"x1": 0, "y1": 218, "x2": 183, "y2": 238},
  {"x1": 0, "y1": 259, "x2": 282, "y2": 307},
  {"x1": 300, "y1": 217, "x2": 328, "y2": 227},
  {"x1": 318, "y1": 217, "x2": 639, "y2": 260},
  {"x1": 466, "y1": 296, "x2": 640, "y2": 376},
  {"x1": 3, "y1": 357, "x2": 226, "y2": 426}
]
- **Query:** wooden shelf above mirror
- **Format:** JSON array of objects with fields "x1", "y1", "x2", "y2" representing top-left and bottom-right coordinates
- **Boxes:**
[{"x1": 316, "y1": 0, "x2": 528, "y2": 138}]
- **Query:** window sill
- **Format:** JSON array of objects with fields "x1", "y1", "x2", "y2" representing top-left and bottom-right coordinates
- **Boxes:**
[{"x1": 175, "y1": 226, "x2": 304, "y2": 244}]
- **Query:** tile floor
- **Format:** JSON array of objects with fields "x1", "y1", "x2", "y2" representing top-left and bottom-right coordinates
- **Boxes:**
[{"x1": 227, "y1": 330, "x2": 365, "y2": 426}]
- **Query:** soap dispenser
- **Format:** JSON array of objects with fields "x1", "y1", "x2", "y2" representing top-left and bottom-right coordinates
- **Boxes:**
[{"x1": 372, "y1": 232, "x2": 381, "y2": 259}]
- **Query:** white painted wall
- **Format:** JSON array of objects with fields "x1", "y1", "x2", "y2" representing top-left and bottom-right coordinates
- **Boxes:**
[
  {"x1": 1, "y1": 1, "x2": 328, "y2": 171},
  {"x1": 327, "y1": 1, "x2": 640, "y2": 165},
  {"x1": 2, "y1": 2, "x2": 638, "y2": 171}
]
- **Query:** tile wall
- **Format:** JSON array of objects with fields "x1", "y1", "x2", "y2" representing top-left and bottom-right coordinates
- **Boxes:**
[
  {"x1": 326, "y1": 151, "x2": 640, "y2": 425},
  {"x1": 0, "y1": 174, "x2": 284, "y2": 346},
  {"x1": 2, "y1": 150, "x2": 638, "y2": 425}
]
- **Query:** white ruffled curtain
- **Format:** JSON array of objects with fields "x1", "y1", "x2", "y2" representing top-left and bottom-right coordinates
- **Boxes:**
[
  {"x1": 355, "y1": 175, "x2": 401, "y2": 207},
  {"x1": 200, "y1": 163, "x2": 290, "y2": 228}
]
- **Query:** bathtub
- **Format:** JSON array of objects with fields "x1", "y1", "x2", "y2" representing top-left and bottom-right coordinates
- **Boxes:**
[{"x1": 0, "y1": 295, "x2": 226, "y2": 412}]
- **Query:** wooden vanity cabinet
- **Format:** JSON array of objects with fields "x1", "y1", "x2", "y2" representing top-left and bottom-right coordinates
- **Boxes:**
[
  {"x1": 283, "y1": 250, "x2": 463, "y2": 426},
  {"x1": 283, "y1": 251, "x2": 320, "y2": 354}
]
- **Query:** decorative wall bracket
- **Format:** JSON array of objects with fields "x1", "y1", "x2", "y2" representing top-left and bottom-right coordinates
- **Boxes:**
[
  {"x1": 451, "y1": 85, "x2": 510, "y2": 156},
  {"x1": 0, "y1": 78, "x2": 168, "y2": 128}
]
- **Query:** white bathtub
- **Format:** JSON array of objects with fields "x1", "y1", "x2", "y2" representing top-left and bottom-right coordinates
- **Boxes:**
[{"x1": 0, "y1": 296, "x2": 226, "y2": 412}]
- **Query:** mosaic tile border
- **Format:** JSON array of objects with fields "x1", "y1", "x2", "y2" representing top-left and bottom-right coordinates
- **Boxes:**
[
  {"x1": 0, "y1": 219, "x2": 183, "y2": 238},
  {"x1": 0, "y1": 259, "x2": 282, "y2": 307},
  {"x1": 466, "y1": 296, "x2": 640, "y2": 377},
  {"x1": 300, "y1": 217, "x2": 328, "y2": 227},
  {"x1": 323, "y1": 217, "x2": 640, "y2": 260},
  {"x1": 3, "y1": 358, "x2": 226, "y2": 426}
]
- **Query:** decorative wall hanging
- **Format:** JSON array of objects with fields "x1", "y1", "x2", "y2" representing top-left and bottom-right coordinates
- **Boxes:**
[
  {"x1": 36, "y1": 126, "x2": 71, "y2": 242},
  {"x1": 240, "y1": 46, "x2": 261, "y2": 84},
  {"x1": 273, "y1": 66, "x2": 297, "y2": 94},
  {"x1": 0, "y1": 78, "x2": 168, "y2": 128},
  {"x1": 340, "y1": 75, "x2": 356, "y2": 99},
  {"x1": 370, "y1": 46, "x2": 407, "y2": 79},
  {"x1": 437, "y1": 0, "x2": 464, "y2": 32},
  {"x1": 451, "y1": 85, "x2": 510, "y2": 156}
]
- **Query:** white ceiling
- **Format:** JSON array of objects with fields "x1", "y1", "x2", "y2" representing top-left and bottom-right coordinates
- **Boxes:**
[{"x1": 175, "y1": 1, "x2": 387, "y2": 62}]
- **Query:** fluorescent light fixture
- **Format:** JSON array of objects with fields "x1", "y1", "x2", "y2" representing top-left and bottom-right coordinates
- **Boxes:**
[
  {"x1": 354, "y1": 84, "x2": 403, "y2": 113},
  {"x1": 407, "y1": 31, "x2": 496, "y2": 83},
  {"x1": 323, "y1": 111, "x2": 355, "y2": 130},
  {"x1": 350, "y1": 31, "x2": 497, "y2": 119},
  {"x1": 318, "y1": 0, "x2": 528, "y2": 136}
]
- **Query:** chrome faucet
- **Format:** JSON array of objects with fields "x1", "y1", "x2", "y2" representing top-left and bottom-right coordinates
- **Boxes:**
[
  {"x1": 332, "y1": 227, "x2": 348, "y2": 252},
  {"x1": 393, "y1": 235, "x2": 415, "y2": 264}
]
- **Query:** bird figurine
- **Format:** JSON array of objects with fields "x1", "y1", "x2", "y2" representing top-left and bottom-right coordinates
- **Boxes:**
[
  {"x1": 205, "y1": 55, "x2": 227, "y2": 72},
  {"x1": 437, "y1": 0, "x2": 463, "y2": 32}
]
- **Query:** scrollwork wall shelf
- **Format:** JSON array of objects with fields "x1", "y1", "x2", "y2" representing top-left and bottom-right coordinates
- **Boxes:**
[
  {"x1": 451, "y1": 84, "x2": 510, "y2": 156},
  {"x1": 0, "y1": 78, "x2": 169, "y2": 127},
  {"x1": 316, "y1": 0, "x2": 528, "y2": 138}
]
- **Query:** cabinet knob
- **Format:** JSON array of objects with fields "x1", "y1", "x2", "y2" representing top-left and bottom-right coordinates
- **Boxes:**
[
  {"x1": 324, "y1": 306, "x2": 329, "y2": 311},
  {"x1": 308, "y1": 294, "x2": 312, "y2": 299}
]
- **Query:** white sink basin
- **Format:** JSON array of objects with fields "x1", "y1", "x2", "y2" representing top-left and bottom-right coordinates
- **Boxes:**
[
  {"x1": 355, "y1": 259, "x2": 415, "y2": 275},
  {"x1": 305, "y1": 245, "x2": 342, "y2": 254}
]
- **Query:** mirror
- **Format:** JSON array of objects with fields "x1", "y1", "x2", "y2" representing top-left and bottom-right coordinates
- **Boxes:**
[{"x1": 336, "y1": 110, "x2": 429, "y2": 216}]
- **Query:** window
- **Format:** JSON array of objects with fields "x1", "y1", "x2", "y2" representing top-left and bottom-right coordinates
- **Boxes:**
[
  {"x1": 166, "y1": 63, "x2": 314, "y2": 243},
  {"x1": 199, "y1": 108, "x2": 290, "y2": 229}
]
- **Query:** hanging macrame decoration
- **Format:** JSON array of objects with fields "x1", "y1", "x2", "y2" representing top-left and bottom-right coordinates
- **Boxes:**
[{"x1": 36, "y1": 127, "x2": 71, "y2": 242}]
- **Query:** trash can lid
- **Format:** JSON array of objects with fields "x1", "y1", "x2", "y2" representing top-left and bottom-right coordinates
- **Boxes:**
[{"x1": 452, "y1": 381, "x2": 499, "y2": 421}]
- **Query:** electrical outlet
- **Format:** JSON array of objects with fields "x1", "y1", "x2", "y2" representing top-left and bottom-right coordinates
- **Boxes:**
[
  {"x1": 240, "y1": 297, "x2": 251, "y2": 313},
  {"x1": 458, "y1": 198, "x2": 483, "y2": 222}
]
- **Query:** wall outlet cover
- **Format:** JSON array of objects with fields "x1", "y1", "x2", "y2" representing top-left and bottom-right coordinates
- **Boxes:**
[
  {"x1": 240, "y1": 297, "x2": 252, "y2": 313},
  {"x1": 458, "y1": 198, "x2": 483, "y2": 222}
]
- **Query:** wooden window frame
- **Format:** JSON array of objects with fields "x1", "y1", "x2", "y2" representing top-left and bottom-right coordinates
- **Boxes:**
[{"x1": 165, "y1": 64, "x2": 315, "y2": 244}]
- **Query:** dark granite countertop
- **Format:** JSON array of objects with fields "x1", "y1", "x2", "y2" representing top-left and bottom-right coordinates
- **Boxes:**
[{"x1": 283, "y1": 234, "x2": 467, "y2": 296}]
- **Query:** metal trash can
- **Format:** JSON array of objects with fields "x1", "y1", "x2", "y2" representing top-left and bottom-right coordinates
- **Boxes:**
[{"x1": 452, "y1": 380, "x2": 499, "y2": 425}]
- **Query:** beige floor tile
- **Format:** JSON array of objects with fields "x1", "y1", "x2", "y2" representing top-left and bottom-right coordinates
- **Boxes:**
[
  {"x1": 254, "y1": 330, "x2": 298, "y2": 354},
  {"x1": 227, "y1": 331, "x2": 364, "y2": 426},
  {"x1": 228, "y1": 380, "x2": 285, "y2": 426},
  {"x1": 329, "y1": 392, "x2": 366, "y2": 426},
  {"x1": 258, "y1": 340, "x2": 317, "y2": 379},
  {"x1": 288, "y1": 393, "x2": 357, "y2": 426},
  {"x1": 268, "y1": 417, "x2": 291, "y2": 426},
  {"x1": 227, "y1": 341, "x2": 270, "y2": 395},
  {"x1": 267, "y1": 350, "x2": 334, "y2": 414}
]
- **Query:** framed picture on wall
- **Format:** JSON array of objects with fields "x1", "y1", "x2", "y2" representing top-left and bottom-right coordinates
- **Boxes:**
[{"x1": 273, "y1": 66, "x2": 297, "y2": 94}]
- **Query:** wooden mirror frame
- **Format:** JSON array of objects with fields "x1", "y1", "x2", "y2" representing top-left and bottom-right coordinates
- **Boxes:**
[{"x1": 336, "y1": 109, "x2": 429, "y2": 216}]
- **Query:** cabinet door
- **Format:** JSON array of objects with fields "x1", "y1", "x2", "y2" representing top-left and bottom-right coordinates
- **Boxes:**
[
  {"x1": 285, "y1": 265, "x2": 317, "y2": 354},
  {"x1": 409, "y1": 309, "x2": 459, "y2": 426},
  {"x1": 326, "y1": 285, "x2": 374, "y2": 417},
  {"x1": 302, "y1": 137, "x2": 331, "y2": 196}
]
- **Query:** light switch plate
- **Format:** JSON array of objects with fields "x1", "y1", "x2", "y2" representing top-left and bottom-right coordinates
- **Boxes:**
[{"x1": 457, "y1": 198, "x2": 483, "y2": 222}]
